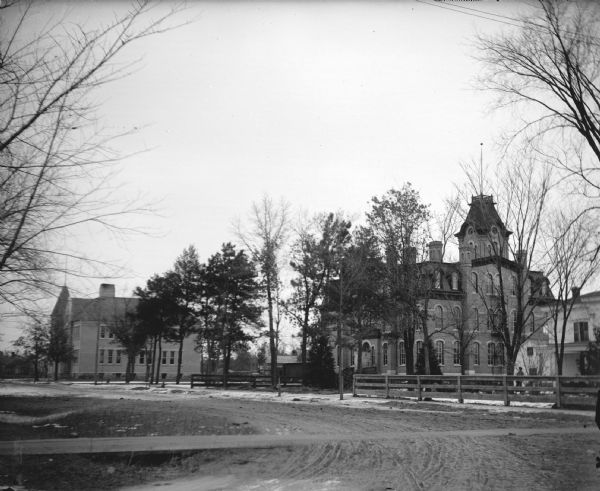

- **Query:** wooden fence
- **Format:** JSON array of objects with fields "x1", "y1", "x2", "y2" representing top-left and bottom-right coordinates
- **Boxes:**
[
  {"x1": 190, "y1": 373, "x2": 303, "y2": 389},
  {"x1": 353, "y1": 374, "x2": 600, "y2": 409}
]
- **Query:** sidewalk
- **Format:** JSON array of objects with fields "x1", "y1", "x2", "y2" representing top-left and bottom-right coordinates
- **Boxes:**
[{"x1": 1, "y1": 426, "x2": 597, "y2": 456}]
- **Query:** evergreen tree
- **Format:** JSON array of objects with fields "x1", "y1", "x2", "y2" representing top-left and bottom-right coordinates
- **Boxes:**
[{"x1": 307, "y1": 335, "x2": 335, "y2": 388}]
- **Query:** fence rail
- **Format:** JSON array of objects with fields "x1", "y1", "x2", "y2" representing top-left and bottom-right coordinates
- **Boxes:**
[
  {"x1": 353, "y1": 374, "x2": 600, "y2": 409},
  {"x1": 190, "y1": 373, "x2": 303, "y2": 389}
]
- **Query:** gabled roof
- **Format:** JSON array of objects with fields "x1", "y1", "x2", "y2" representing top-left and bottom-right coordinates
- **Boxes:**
[
  {"x1": 69, "y1": 296, "x2": 139, "y2": 322},
  {"x1": 455, "y1": 194, "x2": 512, "y2": 239}
]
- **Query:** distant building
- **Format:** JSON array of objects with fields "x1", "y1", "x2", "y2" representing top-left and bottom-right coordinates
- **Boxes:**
[
  {"x1": 51, "y1": 283, "x2": 200, "y2": 380},
  {"x1": 336, "y1": 195, "x2": 551, "y2": 376},
  {"x1": 533, "y1": 290, "x2": 600, "y2": 376}
]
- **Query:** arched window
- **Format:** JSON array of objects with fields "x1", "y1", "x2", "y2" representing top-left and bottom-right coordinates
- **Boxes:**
[
  {"x1": 496, "y1": 343, "x2": 505, "y2": 365},
  {"x1": 511, "y1": 276, "x2": 517, "y2": 295},
  {"x1": 382, "y1": 343, "x2": 388, "y2": 366},
  {"x1": 493, "y1": 241, "x2": 499, "y2": 255},
  {"x1": 453, "y1": 306, "x2": 462, "y2": 329},
  {"x1": 487, "y1": 244, "x2": 492, "y2": 256},
  {"x1": 453, "y1": 341, "x2": 460, "y2": 365},
  {"x1": 451, "y1": 272, "x2": 459, "y2": 290},
  {"x1": 487, "y1": 273, "x2": 494, "y2": 294},
  {"x1": 371, "y1": 345, "x2": 376, "y2": 366},
  {"x1": 416, "y1": 340, "x2": 423, "y2": 359},
  {"x1": 435, "y1": 305, "x2": 444, "y2": 330},
  {"x1": 511, "y1": 310, "x2": 517, "y2": 332},
  {"x1": 398, "y1": 342, "x2": 406, "y2": 366},
  {"x1": 472, "y1": 308, "x2": 479, "y2": 332},
  {"x1": 473, "y1": 343, "x2": 480, "y2": 366},
  {"x1": 487, "y1": 343, "x2": 495, "y2": 366},
  {"x1": 434, "y1": 270, "x2": 441, "y2": 289},
  {"x1": 471, "y1": 272, "x2": 478, "y2": 292},
  {"x1": 436, "y1": 340, "x2": 445, "y2": 366}
]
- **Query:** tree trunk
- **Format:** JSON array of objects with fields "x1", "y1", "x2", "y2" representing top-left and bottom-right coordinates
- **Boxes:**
[
  {"x1": 404, "y1": 329, "x2": 415, "y2": 375},
  {"x1": 33, "y1": 353, "x2": 39, "y2": 382},
  {"x1": 155, "y1": 336, "x2": 163, "y2": 384},
  {"x1": 150, "y1": 336, "x2": 157, "y2": 384},
  {"x1": 54, "y1": 360, "x2": 59, "y2": 381},
  {"x1": 301, "y1": 306, "x2": 310, "y2": 365},
  {"x1": 267, "y1": 281, "x2": 278, "y2": 386},
  {"x1": 176, "y1": 334, "x2": 184, "y2": 384}
]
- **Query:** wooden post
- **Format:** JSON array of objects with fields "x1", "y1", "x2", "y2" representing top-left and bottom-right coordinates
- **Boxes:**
[
  {"x1": 352, "y1": 374, "x2": 357, "y2": 397},
  {"x1": 277, "y1": 375, "x2": 281, "y2": 397},
  {"x1": 417, "y1": 375, "x2": 422, "y2": 401},
  {"x1": 503, "y1": 375, "x2": 509, "y2": 406},
  {"x1": 555, "y1": 375, "x2": 561, "y2": 409},
  {"x1": 385, "y1": 374, "x2": 390, "y2": 399},
  {"x1": 457, "y1": 374, "x2": 463, "y2": 404}
]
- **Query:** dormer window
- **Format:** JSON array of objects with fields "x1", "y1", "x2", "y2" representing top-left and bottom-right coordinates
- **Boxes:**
[
  {"x1": 467, "y1": 227, "x2": 474, "y2": 235},
  {"x1": 491, "y1": 226, "x2": 498, "y2": 235}
]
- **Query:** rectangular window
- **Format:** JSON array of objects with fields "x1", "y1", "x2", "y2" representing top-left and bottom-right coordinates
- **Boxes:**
[
  {"x1": 436, "y1": 341, "x2": 444, "y2": 366},
  {"x1": 399, "y1": 343, "x2": 406, "y2": 366},
  {"x1": 527, "y1": 347, "x2": 534, "y2": 356},
  {"x1": 108, "y1": 349, "x2": 113, "y2": 364},
  {"x1": 487, "y1": 344, "x2": 494, "y2": 366},
  {"x1": 473, "y1": 344, "x2": 480, "y2": 366},
  {"x1": 116, "y1": 350, "x2": 121, "y2": 364},
  {"x1": 162, "y1": 350, "x2": 167, "y2": 365},
  {"x1": 72, "y1": 323, "x2": 80, "y2": 342},
  {"x1": 170, "y1": 351, "x2": 175, "y2": 365},
  {"x1": 574, "y1": 322, "x2": 589, "y2": 342},
  {"x1": 100, "y1": 324, "x2": 106, "y2": 339},
  {"x1": 453, "y1": 342, "x2": 460, "y2": 365},
  {"x1": 72, "y1": 349, "x2": 79, "y2": 364},
  {"x1": 99, "y1": 349, "x2": 105, "y2": 364},
  {"x1": 108, "y1": 329, "x2": 114, "y2": 339},
  {"x1": 139, "y1": 351, "x2": 145, "y2": 364}
]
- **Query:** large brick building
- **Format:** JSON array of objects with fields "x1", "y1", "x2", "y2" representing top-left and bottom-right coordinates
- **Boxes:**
[
  {"x1": 345, "y1": 194, "x2": 551, "y2": 376},
  {"x1": 51, "y1": 283, "x2": 199, "y2": 380}
]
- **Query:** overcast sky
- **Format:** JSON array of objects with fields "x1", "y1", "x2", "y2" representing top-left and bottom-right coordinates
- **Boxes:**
[{"x1": 1, "y1": 0, "x2": 535, "y2": 348}]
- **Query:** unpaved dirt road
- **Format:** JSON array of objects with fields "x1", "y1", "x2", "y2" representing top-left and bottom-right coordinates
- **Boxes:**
[{"x1": 2, "y1": 381, "x2": 600, "y2": 490}]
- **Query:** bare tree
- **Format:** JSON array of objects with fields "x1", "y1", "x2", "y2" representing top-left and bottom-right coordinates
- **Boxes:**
[
  {"x1": 542, "y1": 208, "x2": 600, "y2": 375},
  {"x1": 433, "y1": 192, "x2": 463, "y2": 262},
  {"x1": 236, "y1": 195, "x2": 290, "y2": 386},
  {"x1": 460, "y1": 154, "x2": 554, "y2": 374},
  {"x1": 475, "y1": 0, "x2": 600, "y2": 203},
  {"x1": 0, "y1": 2, "x2": 183, "y2": 315}
]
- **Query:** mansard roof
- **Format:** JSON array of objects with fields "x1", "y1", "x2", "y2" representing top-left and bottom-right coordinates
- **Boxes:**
[{"x1": 455, "y1": 194, "x2": 512, "y2": 239}]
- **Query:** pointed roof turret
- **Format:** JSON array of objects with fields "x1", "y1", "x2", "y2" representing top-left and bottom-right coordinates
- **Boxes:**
[{"x1": 455, "y1": 194, "x2": 511, "y2": 239}]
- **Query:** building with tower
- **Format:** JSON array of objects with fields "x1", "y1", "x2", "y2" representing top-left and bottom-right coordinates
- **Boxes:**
[{"x1": 346, "y1": 194, "x2": 552, "y2": 376}]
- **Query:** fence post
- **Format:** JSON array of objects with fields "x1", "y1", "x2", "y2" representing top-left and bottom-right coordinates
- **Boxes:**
[
  {"x1": 503, "y1": 374, "x2": 509, "y2": 406},
  {"x1": 457, "y1": 374, "x2": 463, "y2": 403},
  {"x1": 385, "y1": 374, "x2": 390, "y2": 398},
  {"x1": 352, "y1": 374, "x2": 356, "y2": 397},
  {"x1": 417, "y1": 375, "x2": 422, "y2": 401},
  {"x1": 555, "y1": 375, "x2": 561, "y2": 408}
]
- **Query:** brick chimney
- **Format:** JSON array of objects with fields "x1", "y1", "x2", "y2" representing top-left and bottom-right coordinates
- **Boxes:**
[
  {"x1": 99, "y1": 283, "x2": 115, "y2": 298},
  {"x1": 428, "y1": 241, "x2": 443, "y2": 262}
]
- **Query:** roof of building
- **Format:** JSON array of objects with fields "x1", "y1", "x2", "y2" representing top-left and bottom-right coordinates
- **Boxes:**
[
  {"x1": 455, "y1": 194, "x2": 511, "y2": 239},
  {"x1": 70, "y1": 296, "x2": 139, "y2": 322}
]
